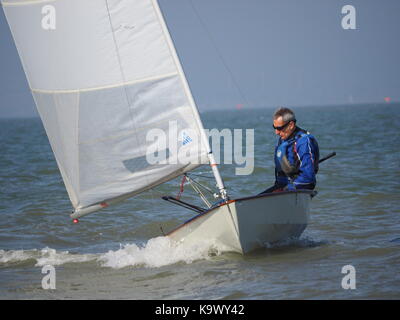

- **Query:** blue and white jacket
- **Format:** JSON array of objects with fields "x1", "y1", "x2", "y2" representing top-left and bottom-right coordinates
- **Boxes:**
[{"x1": 274, "y1": 127, "x2": 319, "y2": 189}]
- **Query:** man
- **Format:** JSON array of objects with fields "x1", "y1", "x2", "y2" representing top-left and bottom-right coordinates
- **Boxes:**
[{"x1": 260, "y1": 107, "x2": 319, "y2": 193}]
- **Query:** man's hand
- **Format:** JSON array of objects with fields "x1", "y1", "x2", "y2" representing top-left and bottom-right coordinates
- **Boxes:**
[{"x1": 285, "y1": 183, "x2": 296, "y2": 191}]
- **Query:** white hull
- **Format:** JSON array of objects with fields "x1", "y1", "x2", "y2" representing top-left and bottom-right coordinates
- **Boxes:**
[{"x1": 167, "y1": 190, "x2": 314, "y2": 254}]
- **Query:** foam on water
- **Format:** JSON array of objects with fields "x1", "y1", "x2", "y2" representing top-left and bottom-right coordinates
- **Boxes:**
[
  {"x1": 0, "y1": 247, "x2": 97, "y2": 266},
  {"x1": 0, "y1": 237, "x2": 223, "y2": 269},
  {"x1": 98, "y1": 236, "x2": 222, "y2": 269},
  {"x1": 0, "y1": 248, "x2": 37, "y2": 265}
]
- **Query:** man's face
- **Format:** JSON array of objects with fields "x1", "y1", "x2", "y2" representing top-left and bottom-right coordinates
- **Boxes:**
[{"x1": 273, "y1": 116, "x2": 296, "y2": 140}]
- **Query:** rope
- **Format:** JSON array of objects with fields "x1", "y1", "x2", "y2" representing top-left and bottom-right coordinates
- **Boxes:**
[{"x1": 176, "y1": 175, "x2": 187, "y2": 200}]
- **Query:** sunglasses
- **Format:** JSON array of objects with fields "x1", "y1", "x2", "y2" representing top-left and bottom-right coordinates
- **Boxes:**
[{"x1": 272, "y1": 121, "x2": 292, "y2": 131}]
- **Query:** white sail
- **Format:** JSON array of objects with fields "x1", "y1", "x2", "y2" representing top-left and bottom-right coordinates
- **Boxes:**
[{"x1": 2, "y1": 0, "x2": 216, "y2": 217}]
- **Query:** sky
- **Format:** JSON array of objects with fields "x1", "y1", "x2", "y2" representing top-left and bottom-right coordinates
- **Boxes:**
[{"x1": 0, "y1": 0, "x2": 399, "y2": 118}]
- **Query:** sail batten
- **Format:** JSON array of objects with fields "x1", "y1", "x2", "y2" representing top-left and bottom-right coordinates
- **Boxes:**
[
  {"x1": 3, "y1": 0, "x2": 211, "y2": 216},
  {"x1": 2, "y1": 0, "x2": 56, "y2": 7},
  {"x1": 30, "y1": 72, "x2": 179, "y2": 94}
]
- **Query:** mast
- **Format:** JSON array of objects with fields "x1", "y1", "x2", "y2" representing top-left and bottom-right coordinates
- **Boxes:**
[{"x1": 151, "y1": 0, "x2": 228, "y2": 200}]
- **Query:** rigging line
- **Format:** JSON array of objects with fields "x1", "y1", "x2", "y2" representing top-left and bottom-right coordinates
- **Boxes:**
[
  {"x1": 186, "y1": 173, "x2": 214, "y2": 179},
  {"x1": 186, "y1": 175, "x2": 215, "y2": 196},
  {"x1": 187, "y1": 0, "x2": 250, "y2": 107},
  {"x1": 186, "y1": 177, "x2": 212, "y2": 208}
]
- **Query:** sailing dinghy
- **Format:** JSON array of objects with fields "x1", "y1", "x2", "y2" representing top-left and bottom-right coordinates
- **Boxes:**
[{"x1": 2, "y1": 0, "x2": 316, "y2": 254}]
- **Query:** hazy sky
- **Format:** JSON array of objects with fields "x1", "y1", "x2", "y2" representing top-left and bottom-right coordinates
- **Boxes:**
[{"x1": 0, "y1": 0, "x2": 399, "y2": 117}]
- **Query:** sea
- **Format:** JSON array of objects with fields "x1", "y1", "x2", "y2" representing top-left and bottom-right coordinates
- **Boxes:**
[{"x1": 0, "y1": 102, "x2": 399, "y2": 300}]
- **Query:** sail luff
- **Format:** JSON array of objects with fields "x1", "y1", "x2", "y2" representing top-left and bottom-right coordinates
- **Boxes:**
[{"x1": 151, "y1": 0, "x2": 227, "y2": 199}]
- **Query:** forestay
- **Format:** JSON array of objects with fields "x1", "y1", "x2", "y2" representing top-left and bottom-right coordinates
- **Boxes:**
[{"x1": 2, "y1": 0, "x2": 212, "y2": 218}]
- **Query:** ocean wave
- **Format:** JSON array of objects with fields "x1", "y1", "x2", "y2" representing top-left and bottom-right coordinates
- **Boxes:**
[
  {"x1": 0, "y1": 247, "x2": 97, "y2": 267},
  {"x1": 0, "y1": 237, "x2": 223, "y2": 269},
  {"x1": 98, "y1": 236, "x2": 222, "y2": 269}
]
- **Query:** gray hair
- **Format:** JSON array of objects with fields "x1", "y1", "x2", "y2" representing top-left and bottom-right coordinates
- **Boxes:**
[{"x1": 273, "y1": 107, "x2": 296, "y2": 123}]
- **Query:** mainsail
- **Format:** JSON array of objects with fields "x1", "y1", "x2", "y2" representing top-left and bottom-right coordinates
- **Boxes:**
[{"x1": 2, "y1": 0, "x2": 225, "y2": 218}]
